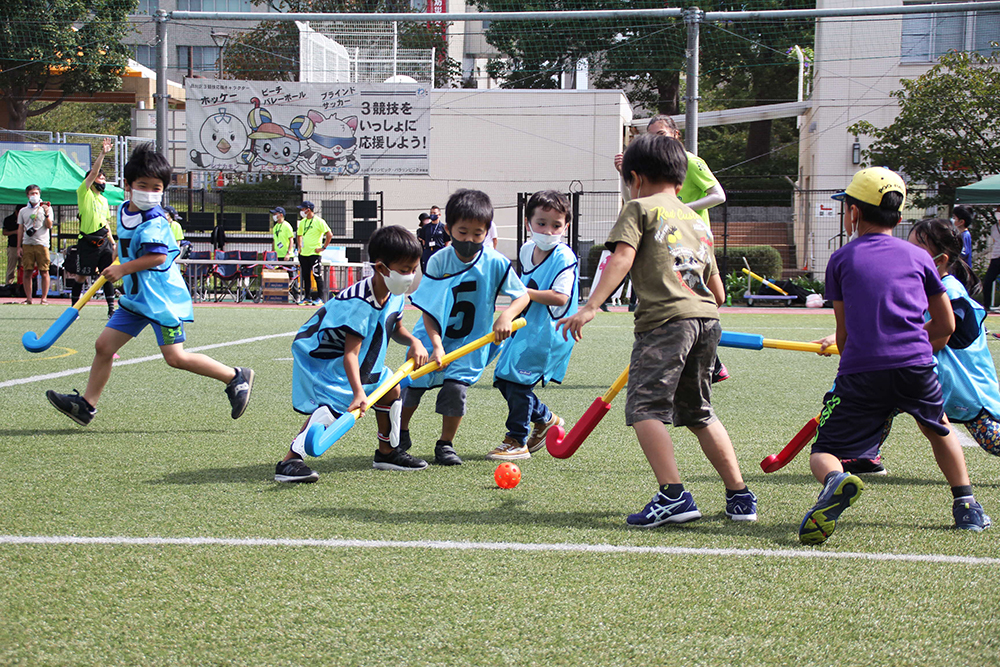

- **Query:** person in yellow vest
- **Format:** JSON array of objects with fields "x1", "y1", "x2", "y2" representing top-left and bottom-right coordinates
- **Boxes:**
[
  {"x1": 73, "y1": 137, "x2": 118, "y2": 318},
  {"x1": 271, "y1": 205, "x2": 298, "y2": 300},
  {"x1": 295, "y1": 201, "x2": 332, "y2": 306}
]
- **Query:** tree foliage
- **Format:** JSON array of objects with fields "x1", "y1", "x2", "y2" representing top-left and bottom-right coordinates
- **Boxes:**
[
  {"x1": 25, "y1": 101, "x2": 132, "y2": 136},
  {"x1": 0, "y1": 0, "x2": 136, "y2": 130},
  {"x1": 849, "y1": 50, "x2": 1000, "y2": 209}
]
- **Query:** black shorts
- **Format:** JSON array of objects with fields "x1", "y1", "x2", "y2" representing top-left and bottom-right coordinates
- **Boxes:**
[
  {"x1": 813, "y1": 365, "x2": 950, "y2": 460},
  {"x1": 75, "y1": 237, "x2": 114, "y2": 276}
]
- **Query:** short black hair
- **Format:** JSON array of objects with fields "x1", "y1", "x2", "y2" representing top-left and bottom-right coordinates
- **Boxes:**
[
  {"x1": 843, "y1": 192, "x2": 904, "y2": 228},
  {"x1": 646, "y1": 115, "x2": 678, "y2": 135},
  {"x1": 620, "y1": 133, "x2": 687, "y2": 187},
  {"x1": 526, "y1": 190, "x2": 572, "y2": 225},
  {"x1": 368, "y1": 225, "x2": 422, "y2": 266},
  {"x1": 445, "y1": 189, "x2": 493, "y2": 229},
  {"x1": 123, "y1": 143, "x2": 172, "y2": 188},
  {"x1": 25, "y1": 184, "x2": 39, "y2": 195},
  {"x1": 953, "y1": 205, "x2": 973, "y2": 227}
]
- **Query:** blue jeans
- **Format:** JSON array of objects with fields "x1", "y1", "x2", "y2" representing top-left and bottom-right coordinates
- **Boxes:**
[{"x1": 495, "y1": 379, "x2": 552, "y2": 445}]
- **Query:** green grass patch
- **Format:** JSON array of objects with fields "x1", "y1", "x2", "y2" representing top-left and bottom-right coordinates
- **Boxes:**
[{"x1": 1, "y1": 304, "x2": 998, "y2": 665}]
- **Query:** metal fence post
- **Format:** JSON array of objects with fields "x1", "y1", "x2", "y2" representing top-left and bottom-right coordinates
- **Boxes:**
[
  {"x1": 155, "y1": 10, "x2": 169, "y2": 160},
  {"x1": 683, "y1": 6, "x2": 703, "y2": 155}
]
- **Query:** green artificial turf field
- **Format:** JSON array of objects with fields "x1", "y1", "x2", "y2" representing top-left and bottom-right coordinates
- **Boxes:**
[{"x1": 1, "y1": 303, "x2": 998, "y2": 666}]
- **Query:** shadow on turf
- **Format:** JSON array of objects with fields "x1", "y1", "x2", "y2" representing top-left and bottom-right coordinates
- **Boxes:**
[
  {"x1": 147, "y1": 454, "x2": 380, "y2": 485},
  {"x1": 685, "y1": 472, "x2": 1000, "y2": 489}
]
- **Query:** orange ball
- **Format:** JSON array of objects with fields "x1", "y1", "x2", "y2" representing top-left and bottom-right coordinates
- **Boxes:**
[{"x1": 494, "y1": 462, "x2": 521, "y2": 489}]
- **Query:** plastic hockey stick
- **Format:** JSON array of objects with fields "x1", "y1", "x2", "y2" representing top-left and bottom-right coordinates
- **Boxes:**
[
  {"x1": 760, "y1": 414, "x2": 820, "y2": 473},
  {"x1": 22, "y1": 261, "x2": 119, "y2": 353},
  {"x1": 719, "y1": 330, "x2": 840, "y2": 356},
  {"x1": 546, "y1": 366, "x2": 629, "y2": 459},
  {"x1": 304, "y1": 317, "x2": 526, "y2": 457}
]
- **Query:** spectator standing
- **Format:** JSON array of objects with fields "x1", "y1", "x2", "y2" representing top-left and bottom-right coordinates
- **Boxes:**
[
  {"x1": 17, "y1": 185, "x2": 53, "y2": 304},
  {"x1": 952, "y1": 205, "x2": 973, "y2": 267},
  {"x1": 417, "y1": 205, "x2": 449, "y2": 273},
  {"x1": 296, "y1": 201, "x2": 332, "y2": 305},
  {"x1": 982, "y1": 206, "x2": 1000, "y2": 310}
]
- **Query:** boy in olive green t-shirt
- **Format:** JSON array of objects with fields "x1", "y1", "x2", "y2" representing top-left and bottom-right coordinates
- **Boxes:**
[{"x1": 559, "y1": 133, "x2": 756, "y2": 528}]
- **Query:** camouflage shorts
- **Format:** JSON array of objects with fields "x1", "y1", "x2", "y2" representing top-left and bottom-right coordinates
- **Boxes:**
[{"x1": 625, "y1": 318, "x2": 719, "y2": 428}]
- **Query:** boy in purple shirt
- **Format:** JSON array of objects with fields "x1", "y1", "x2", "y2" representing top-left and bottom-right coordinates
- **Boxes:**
[{"x1": 799, "y1": 167, "x2": 991, "y2": 545}]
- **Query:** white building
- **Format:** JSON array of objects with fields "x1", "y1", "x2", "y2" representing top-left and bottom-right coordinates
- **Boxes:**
[{"x1": 797, "y1": 0, "x2": 999, "y2": 274}]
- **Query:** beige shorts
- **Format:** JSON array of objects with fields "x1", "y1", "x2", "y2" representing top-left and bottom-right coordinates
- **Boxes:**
[{"x1": 21, "y1": 244, "x2": 50, "y2": 271}]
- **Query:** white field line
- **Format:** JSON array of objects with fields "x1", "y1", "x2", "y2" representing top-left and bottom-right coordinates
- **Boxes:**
[
  {"x1": 1, "y1": 331, "x2": 297, "y2": 389},
  {"x1": 1, "y1": 534, "x2": 996, "y2": 566}
]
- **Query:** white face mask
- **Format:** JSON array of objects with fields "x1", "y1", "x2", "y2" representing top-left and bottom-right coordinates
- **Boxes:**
[
  {"x1": 532, "y1": 230, "x2": 562, "y2": 251},
  {"x1": 130, "y1": 189, "x2": 163, "y2": 211},
  {"x1": 383, "y1": 268, "x2": 415, "y2": 295},
  {"x1": 28, "y1": 194, "x2": 41, "y2": 205},
  {"x1": 272, "y1": 214, "x2": 279, "y2": 223}
]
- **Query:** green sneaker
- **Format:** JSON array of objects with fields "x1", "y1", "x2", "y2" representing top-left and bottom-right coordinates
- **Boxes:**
[{"x1": 799, "y1": 472, "x2": 864, "y2": 545}]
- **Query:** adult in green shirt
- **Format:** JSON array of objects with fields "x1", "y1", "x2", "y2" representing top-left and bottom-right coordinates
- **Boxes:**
[
  {"x1": 73, "y1": 137, "x2": 118, "y2": 318},
  {"x1": 296, "y1": 201, "x2": 332, "y2": 305},
  {"x1": 270, "y1": 206, "x2": 295, "y2": 259}
]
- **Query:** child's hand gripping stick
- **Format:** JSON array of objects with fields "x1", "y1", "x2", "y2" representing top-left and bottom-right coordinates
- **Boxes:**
[
  {"x1": 22, "y1": 260, "x2": 120, "y2": 353},
  {"x1": 546, "y1": 366, "x2": 629, "y2": 459},
  {"x1": 303, "y1": 318, "x2": 526, "y2": 457}
]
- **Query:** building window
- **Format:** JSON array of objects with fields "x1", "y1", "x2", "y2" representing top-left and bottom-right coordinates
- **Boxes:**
[
  {"x1": 902, "y1": 4, "x2": 1000, "y2": 62},
  {"x1": 177, "y1": 0, "x2": 256, "y2": 10},
  {"x1": 134, "y1": 0, "x2": 159, "y2": 14},
  {"x1": 176, "y1": 45, "x2": 222, "y2": 72},
  {"x1": 133, "y1": 45, "x2": 156, "y2": 68}
]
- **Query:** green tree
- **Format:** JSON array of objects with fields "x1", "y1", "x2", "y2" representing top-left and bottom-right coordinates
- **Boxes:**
[
  {"x1": 0, "y1": 0, "x2": 136, "y2": 130},
  {"x1": 25, "y1": 101, "x2": 132, "y2": 136},
  {"x1": 849, "y1": 49, "x2": 1000, "y2": 209}
]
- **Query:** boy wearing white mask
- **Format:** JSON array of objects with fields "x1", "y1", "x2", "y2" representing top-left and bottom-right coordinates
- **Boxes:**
[
  {"x1": 488, "y1": 190, "x2": 578, "y2": 460},
  {"x1": 274, "y1": 225, "x2": 430, "y2": 482},
  {"x1": 46, "y1": 144, "x2": 254, "y2": 427}
]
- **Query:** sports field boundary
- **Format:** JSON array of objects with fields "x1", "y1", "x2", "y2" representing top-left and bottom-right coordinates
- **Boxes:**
[{"x1": 2, "y1": 534, "x2": 996, "y2": 566}]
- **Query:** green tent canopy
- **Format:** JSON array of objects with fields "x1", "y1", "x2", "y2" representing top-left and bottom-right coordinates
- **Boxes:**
[
  {"x1": 0, "y1": 149, "x2": 125, "y2": 206},
  {"x1": 955, "y1": 174, "x2": 1000, "y2": 206}
]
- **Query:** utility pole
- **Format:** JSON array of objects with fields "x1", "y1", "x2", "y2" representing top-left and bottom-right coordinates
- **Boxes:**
[
  {"x1": 683, "y1": 6, "x2": 703, "y2": 155},
  {"x1": 154, "y1": 9, "x2": 169, "y2": 160}
]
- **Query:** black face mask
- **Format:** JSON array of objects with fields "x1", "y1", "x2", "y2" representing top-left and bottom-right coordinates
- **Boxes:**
[
  {"x1": 451, "y1": 239, "x2": 484, "y2": 258},
  {"x1": 429, "y1": 214, "x2": 439, "y2": 221},
  {"x1": 94, "y1": 182, "x2": 106, "y2": 193}
]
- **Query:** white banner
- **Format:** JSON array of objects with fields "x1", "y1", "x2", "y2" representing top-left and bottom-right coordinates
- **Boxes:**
[{"x1": 185, "y1": 80, "x2": 430, "y2": 176}]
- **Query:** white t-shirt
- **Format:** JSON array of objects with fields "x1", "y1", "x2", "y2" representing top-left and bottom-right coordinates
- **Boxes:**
[
  {"x1": 990, "y1": 223, "x2": 1000, "y2": 259},
  {"x1": 484, "y1": 220, "x2": 498, "y2": 248},
  {"x1": 18, "y1": 203, "x2": 50, "y2": 247},
  {"x1": 519, "y1": 242, "x2": 575, "y2": 296}
]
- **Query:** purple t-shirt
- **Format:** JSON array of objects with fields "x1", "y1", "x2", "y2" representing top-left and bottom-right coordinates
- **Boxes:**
[{"x1": 826, "y1": 234, "x2": 945, "y2": 375}]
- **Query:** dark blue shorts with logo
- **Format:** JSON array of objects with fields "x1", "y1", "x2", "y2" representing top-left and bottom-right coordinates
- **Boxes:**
[{"x1": 812, "y1": 365, "x2": 950, "y2": 460}]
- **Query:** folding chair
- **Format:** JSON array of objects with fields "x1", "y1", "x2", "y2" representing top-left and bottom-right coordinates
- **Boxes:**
[
  {"x1": 211, "y1": 250, "x2": 241, "y2": 302},
  {"x1": 237, "y1": 251, "x2": 262, "y2": 303},
  {"x1": 186, "y1": 250, "x2": 212, "y2": 302}
]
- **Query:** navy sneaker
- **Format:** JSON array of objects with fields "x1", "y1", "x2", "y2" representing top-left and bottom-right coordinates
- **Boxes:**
[
  {"x1": 46, "y1": 389, "x2": 96, "y2": 426},
  {"x1": 725, "y1": 489, "x2": 758, "y2": 521},
  {"x1": 627, "y1": 490, "x2": 702, "y2": 528},
  {"x1": 274, "y1": 458, "x2": 319, "y2": 483},
  {"x1": 225, "y1": 367, "x2": 255, "y2": 419},
  {"x1": 953, "y1": 498, "x2": 992, "y2": 532},
  {"x1": 799, "y1": 472, "x2": 864, "y2": 545},
  {"x1": 373, "y1": 447, "x2": 428, "y2": 471}
]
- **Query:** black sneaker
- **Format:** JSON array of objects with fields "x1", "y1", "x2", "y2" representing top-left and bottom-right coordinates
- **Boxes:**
[
  {"x1": 434, "y1": 440, "x2": 463, "y2": 466},
  {"x1": 46, "y1": 389, "x2": 96, "y2": 426},
  {"x1": 225, "y1": 367, "x2": 255, "y2": 419},
  {"x1": 841, "y1": 456, "x2": 887, "y2": 476},
  {"x1": 274, "y1": 457, "x2": 319, "y2": 483},
  {"x1": 398, "y1": 429, "x2": 413, "y2": 452},
  {"x1": 373, "y1": 447, "x2": 429, "y2": 471}
]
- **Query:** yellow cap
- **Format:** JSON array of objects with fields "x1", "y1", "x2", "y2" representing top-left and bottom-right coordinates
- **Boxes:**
[{"x1": 832, "y1": 167, "x2": 906, "y2": 211}]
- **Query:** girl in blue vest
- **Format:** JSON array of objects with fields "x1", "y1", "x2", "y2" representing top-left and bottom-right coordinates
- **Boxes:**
[{"x1": 489, "y1": 190, "x2": 579, "y2": 460}]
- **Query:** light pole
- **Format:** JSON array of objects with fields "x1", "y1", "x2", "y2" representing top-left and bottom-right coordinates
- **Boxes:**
[{"x1": 210, "y1": 31, "x2": 229, "y2": 79}]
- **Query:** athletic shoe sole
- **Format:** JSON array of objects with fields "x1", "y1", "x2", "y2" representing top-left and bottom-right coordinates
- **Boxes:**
[
  {"x1": 726, "y1": 511, "x2": 758, "y2": 521},
  {"x1": 274, "y1": 473, "x2": 319, "y2": 483},
  {"x1": 628, "y1": 510, "x2": 703, "y2": 528},
  {"x1": 486, "y1": 451, "x2": 531, "y2": 461},
  {"x1": 799, "y1": 475, "x2": 864, "y2": 545},
  {"x1": 372, "y1": 461, "x2": 428, "y2": 471}
]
